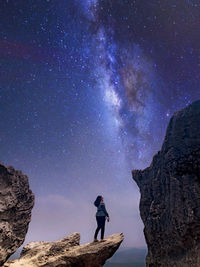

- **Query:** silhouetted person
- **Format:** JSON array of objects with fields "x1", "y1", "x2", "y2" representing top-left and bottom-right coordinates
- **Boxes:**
[{"x1": 93, "y1": 195, "x2": 110, "y2": 242}]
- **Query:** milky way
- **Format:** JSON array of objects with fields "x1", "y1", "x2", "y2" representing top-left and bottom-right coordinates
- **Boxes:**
[
  {"x1": 85, "y1": 0, "x2": 200, "y2": 168},
  {"x1": 0, "y1": 0, "x2": 200, "y2": 252},
  {"x1": 91, "y1": 31, "x2": 166, "y2": 168}
]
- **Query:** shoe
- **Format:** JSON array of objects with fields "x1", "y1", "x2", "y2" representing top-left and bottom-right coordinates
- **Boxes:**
[
  {"x1": 93, "y1": 239, "x2": 98, "y2": 242},
  {"x1": 100, "y1": 239, "x2": 105, "y2": 242}
]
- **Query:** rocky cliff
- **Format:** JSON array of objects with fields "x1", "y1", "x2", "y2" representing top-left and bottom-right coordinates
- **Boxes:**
[
  {"x1": 4, "y1": 232, "x2": 124, "y2": 267},
  {"x1": 132, "y1": 100, "x2": 200, "y2": 267},
  {"x1": 0, "y1": 163, "x2": 34, "y2": 266}
]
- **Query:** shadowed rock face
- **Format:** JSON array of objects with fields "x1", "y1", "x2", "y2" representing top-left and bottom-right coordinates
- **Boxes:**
[
  {"x1": 132, "y1": 100, "x2": 200, "y2": 267},
  {"x1": 4, "y1": 232, "x2": 124, "y2": 267},
  {"x1": 0, "y1": 163, "x2": 34, "y2": 266}
]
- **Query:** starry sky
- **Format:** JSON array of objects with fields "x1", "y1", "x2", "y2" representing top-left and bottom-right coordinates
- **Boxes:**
[{"x1": 1, "y1": 0, "x2": 200, "y2": 250}]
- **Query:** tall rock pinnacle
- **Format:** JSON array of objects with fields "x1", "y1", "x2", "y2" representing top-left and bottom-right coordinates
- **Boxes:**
[
  {"x1": 132, "y1": 100, "x2": 200, "y2": 266},
  {"x1": 0, "y1": 163, "x2": 34, "y2": 266}
]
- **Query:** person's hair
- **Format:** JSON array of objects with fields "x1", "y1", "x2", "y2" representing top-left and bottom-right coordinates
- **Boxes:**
[{"x1": 94, "y1": 195, "x2": 102, "y2": 207}]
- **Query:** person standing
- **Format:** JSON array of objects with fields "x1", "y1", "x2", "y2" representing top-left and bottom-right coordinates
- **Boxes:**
[{"x1": 93, "y1": 195, "x2": 110, "y2": 242}]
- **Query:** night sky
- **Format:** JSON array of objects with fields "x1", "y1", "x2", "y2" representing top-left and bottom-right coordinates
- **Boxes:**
[{"x1": 1, "y1": 0, "x2": 200, "y2": 250}]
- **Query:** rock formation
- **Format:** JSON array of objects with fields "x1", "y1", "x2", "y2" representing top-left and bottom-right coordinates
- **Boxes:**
[
  {"x1": 132, "y1": 100, "x2": 200, "y2": 267},
  {"x1": 0, "y1": 163, "x2": 34, "y2": 266},
  {"x1": 4, "y1": 232, "x2": 124, "y2": 267}
]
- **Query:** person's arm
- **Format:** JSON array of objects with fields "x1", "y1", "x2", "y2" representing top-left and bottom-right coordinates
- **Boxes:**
[{"x1": 101, "y1": 203, "x2": 109, "y2": 218}]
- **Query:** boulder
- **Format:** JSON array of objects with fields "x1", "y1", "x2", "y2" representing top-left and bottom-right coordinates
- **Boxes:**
[
  {"x1": 4, "y1": 232, "x2": 124, "y2": 267},
  {"x1": 132, "y1": 100, "x2": 200, "y2": 266},
  {"x1": 0, "y1": 163, "x2": 34, "y2": 265}
]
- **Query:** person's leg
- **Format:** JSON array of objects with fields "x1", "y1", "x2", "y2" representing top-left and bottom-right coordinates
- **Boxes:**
[
  {"x1": 94, "y1": 216, "x2": 101, "y2": 240},
  {"x1": 100, "y1": 216, "x2": 106, "y2": 240}
]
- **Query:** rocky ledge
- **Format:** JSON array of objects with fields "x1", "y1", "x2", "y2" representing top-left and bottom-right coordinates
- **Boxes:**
[
  {"x1": 4, "y1": 232, "x2": 124, "y2": 267},
  {"x1": 0, "y1": 163, "x2": 34, "y2": 266},
  {"x1": 132, "y1": 100, "x2": 200, "y2": 267}
]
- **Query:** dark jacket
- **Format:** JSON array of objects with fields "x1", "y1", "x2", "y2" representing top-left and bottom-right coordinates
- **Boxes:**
[{"x1": 96, "y1": 202, "x2": 109, "y2": 217}]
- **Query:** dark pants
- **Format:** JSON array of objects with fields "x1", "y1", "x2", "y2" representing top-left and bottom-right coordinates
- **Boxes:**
[{"x1": 94, "y1": 216, "x2": 106, "y2": 239}]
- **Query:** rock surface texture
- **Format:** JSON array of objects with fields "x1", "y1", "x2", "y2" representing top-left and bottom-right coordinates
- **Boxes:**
[
  {"x1": 0, "y1": 163, "x2": 34, "y2": 266},
  {"x1": 132, "y1": 100, "x2": 200, "y2": 267},
  {"x1": 4, "y1": 232, "x2": 124, "y2": 267}
]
